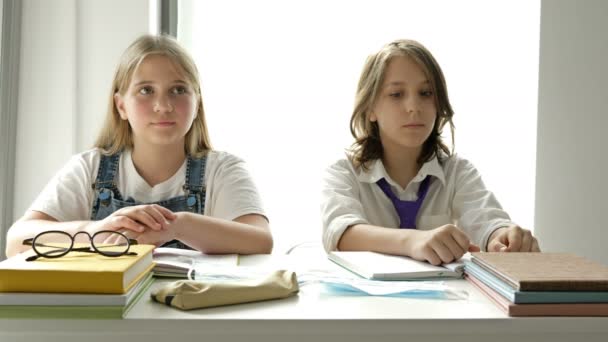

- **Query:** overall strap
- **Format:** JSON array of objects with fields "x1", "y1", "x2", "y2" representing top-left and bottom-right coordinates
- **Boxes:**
[
  {"x1": 92, "y1": 153, "x2": 120, "y2": 191},
  {"x1": 183, "y1": 155, "x2": 208, "y2": 208}
]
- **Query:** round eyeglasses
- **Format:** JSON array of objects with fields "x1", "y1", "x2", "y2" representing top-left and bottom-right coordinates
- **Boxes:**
[{"x1": 22, "y1": 230, "x2": 138, "y2": 262}]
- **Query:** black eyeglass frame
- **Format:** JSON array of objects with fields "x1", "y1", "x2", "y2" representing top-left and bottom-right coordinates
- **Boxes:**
[{"x1": 22, "y1": 230, "x2": 139, "y2": 262}]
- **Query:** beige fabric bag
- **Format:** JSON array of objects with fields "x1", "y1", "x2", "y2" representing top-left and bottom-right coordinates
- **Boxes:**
[{"x1": 151, "y1": 270, "x2": 299, "y2": 310}]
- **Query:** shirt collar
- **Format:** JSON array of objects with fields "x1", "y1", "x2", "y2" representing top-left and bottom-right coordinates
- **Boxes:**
[{"x1": 356, "y1": 156, "x2": 446, "y2": 186}]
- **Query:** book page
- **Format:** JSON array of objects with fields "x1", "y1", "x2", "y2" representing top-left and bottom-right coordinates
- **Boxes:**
[{"x1": 152, "y1": 247, "x2": 238, "y2": 278}]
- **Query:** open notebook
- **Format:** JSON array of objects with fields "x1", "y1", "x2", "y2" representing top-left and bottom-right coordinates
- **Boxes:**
[
  {"x1": 328, "y1": 251, "x2": 465, "y2": 280},
  {"x1": 153, "y1": 247, "x2": 239, "y2": 278}
]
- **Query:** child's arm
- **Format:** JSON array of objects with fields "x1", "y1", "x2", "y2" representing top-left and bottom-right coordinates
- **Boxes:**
[
  {"x1": 173, "y1": 212, "x2": 272, "y2": 254},
  {"x1": 127, "y1": 213, "x2": 273, "y2": 254},
  {"x1": 451, "y1": 157, "x2": 539, "y2": 252},
  {"x1": 338, "y1": 223, "x2": 479, "y2": 265},
  {"x1": 5, "y1": 205, "x2": 175, "y2": 258},
  {"x1": 6, "y1": 211, "x2": 91, "y2": 257}
]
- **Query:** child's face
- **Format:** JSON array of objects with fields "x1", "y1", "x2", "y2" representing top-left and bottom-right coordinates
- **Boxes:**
[
  {"x1": 115, "y1": 54, "x2": 198, "y2": 150},
  {"x1": 371, "y1": 56, "x2": 437, "y2": 154}
]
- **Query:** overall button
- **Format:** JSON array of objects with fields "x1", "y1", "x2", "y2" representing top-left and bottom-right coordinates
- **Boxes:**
[
  {"x1": 99, "y1": 189, "x2": 111, "y2": 206},
  {"x1": 187, "y1": 195, "x2": 197, "y2": 207}
]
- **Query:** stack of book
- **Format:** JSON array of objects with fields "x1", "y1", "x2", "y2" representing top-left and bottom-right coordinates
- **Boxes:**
[
  {"x1": 465, "y1": 252, "x2": 608, "y2": 316},
  {"x1": 0, "y1": 244, "x2": 155, "y2": 319}
]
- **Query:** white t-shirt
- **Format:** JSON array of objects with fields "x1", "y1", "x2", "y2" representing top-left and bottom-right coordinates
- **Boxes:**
[
  {"x1": 321, "y1": 153, "x2": 514, "y2": 252},
  {"x1": 29, "y1": 149, "x2": 266, "y2": 222}
]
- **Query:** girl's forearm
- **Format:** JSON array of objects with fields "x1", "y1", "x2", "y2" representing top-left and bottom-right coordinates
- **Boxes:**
[
  {"x1": 337, "y1": 224, "x2": 418, "y2": 256},
  {"x1": 173, "y1": 212, "x2": 273, "y2": 254},
  {"x1": 5, "y1": 219, "x2": 91, "y2": 258}
]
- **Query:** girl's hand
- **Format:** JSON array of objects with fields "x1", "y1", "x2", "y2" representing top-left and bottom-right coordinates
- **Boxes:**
[
  {"x1": 86, "y1": 204, "x2": 177, "y2": 235},
  {"x1": 119, "y1": 212, "x2": 182, "y2": 247},
  {"x1": 487, "y1": 225, "x2": 540, "y2": 252},
  {"x1": 407, "y1": 224, "x2": 480, "y2": 265},
  {"x1": 121, "y1": 227, "x2": 176, "y2": 247}
]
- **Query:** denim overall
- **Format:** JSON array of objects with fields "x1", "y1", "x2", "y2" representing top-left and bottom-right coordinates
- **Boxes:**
[{"x1": 90, "y1": 152, "x2": 207, "y2": 250}]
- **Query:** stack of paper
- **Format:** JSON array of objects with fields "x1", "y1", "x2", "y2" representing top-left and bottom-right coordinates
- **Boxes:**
[{"x1": 465, "y1": 252, "x2": 608, "y2": 316}]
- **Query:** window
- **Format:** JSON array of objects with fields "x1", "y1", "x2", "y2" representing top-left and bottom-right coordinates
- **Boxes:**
[
  {"x1": 0, "y1": 0, "x2": 4, "y2": 258},
  {"x1": 178, "y1": 0, "x2": 540, "y2": 252}
]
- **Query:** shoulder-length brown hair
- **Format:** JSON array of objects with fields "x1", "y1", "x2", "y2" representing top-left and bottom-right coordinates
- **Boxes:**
[
  {"x1": 349, "y1": 39, "x2": 454, "y2": 169},
  {"x1": 95, "y1": 34, "x2": 212, "y2": 157}
]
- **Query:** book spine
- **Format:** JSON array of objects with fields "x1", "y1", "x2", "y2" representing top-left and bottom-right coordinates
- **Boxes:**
[
  {"x1": 0, "y1": 270, "x2": 124, "y2": 294},
  {"x1": 0, "y1": 306, "x2": 123, "y2": 319},
  {"x1": 518, "y1": 280, "x2": 608, "y2": 292}
]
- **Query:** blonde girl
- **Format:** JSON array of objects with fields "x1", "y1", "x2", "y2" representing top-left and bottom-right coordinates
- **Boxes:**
[{"x1": 6, "y1": 35, "x2": 272, "y2": 257}]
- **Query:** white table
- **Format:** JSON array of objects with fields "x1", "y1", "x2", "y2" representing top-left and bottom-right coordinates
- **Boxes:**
[{"x1": 1, "y1": 253, "x2": 607, "y2": 342}]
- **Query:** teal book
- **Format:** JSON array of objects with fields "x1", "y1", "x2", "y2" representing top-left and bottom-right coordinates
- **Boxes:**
[
  {"x1": 0, "y1": 272, "x2": 153, "y2": 319},
  {"x1": 465, "y1": 261, "x2": 608, "y2": 304}
]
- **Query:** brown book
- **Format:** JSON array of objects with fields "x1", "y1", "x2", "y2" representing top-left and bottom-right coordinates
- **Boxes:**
[
  {"x1": 466, "y1": 273, "x2": 608, "y2": 317},
  {"x1": 471, "y1": 252, "x2": 608, "y2": 291}
]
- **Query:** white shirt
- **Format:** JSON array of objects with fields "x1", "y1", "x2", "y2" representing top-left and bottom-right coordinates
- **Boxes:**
[
  {"x1": 321, "y1": 154, "x2": 514, "y2": 252},
  {"x1": 29, "y1": 149, "x2": 266, "y2": 222}
]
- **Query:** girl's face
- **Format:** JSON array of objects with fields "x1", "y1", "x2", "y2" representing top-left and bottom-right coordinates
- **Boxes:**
[
  {"x1": 371, "y1": 56, "x2": 437, "y2": 154},
  {"x1": 115, "y1": 54, "x2": 198, "y2": 150}
]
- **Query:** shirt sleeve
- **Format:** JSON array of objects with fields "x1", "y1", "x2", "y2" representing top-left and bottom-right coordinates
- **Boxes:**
[
  {"x1": 450, "y1": 157, "x2": 514, "y2": 251},
  {"x1": 320, "y1": 160, "x2": 369, "y2": 252},
  {"x1": 28, "y1": 153, "x2": 97, "y2": 222},
  {"x1": 206, "y1": 154, "x2": 266, "y2": 222}
]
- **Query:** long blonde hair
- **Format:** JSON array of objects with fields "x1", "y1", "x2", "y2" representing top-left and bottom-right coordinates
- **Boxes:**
[
  {"x1": 349, "y1": 39, "x2": 454, "y2": 170},
  {"x1": 95, "y1": 34, "x2": 212, "y2": 157}
]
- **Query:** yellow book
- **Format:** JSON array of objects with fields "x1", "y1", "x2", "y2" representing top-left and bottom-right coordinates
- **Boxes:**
[{"x1": 0, "y1": 244, "x2": 155, "y2": 294}]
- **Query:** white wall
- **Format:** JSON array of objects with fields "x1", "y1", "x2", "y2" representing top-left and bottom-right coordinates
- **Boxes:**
[
  {"x1": 535, "y1": 0, "x2": 608, "y2": 264},
  {"x1": 182, "y1": 1, "x2": 540, "y2": 253},
  {"x1": 13, "y1": 0, "x2": 150, "y2": 221}
]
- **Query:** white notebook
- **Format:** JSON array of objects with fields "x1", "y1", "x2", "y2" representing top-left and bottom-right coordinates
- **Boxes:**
[{"x1": 328, "y1": 251, "x2": 465, "y2": 280}]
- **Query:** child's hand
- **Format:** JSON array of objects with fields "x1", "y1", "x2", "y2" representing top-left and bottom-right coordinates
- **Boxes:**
[
  {"x1": 122, "y1": 227, "x2": 176, "y2": 247},
  {"x1": 119, "y1": 213, "x2": 182, "y2": 247},
  {"x1": 487, "y1": 225, "x2": 540, "y2": 252},
  {"x1": 407, "y1": 224, "x2": 478, "y2": 265},
  {"x1": 86, "y1": 204, "x2": 177, "y2": 235}
]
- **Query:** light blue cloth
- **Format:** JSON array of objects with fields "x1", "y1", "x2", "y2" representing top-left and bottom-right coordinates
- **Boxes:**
[
  {"x1": 298, "y1": 271, "x2": 468, "y2": 300},
  {"x1": 320, "y1": 281, "x2": 466, "y2": 299}
]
